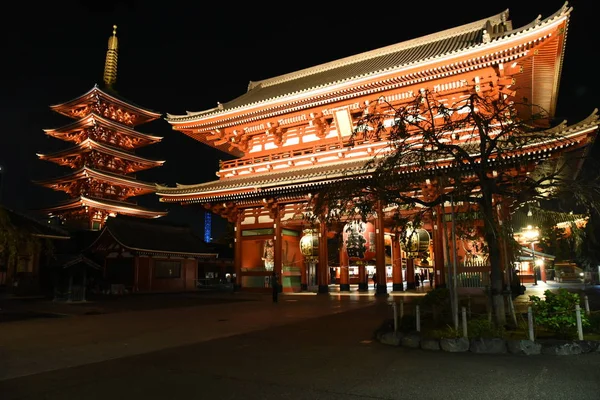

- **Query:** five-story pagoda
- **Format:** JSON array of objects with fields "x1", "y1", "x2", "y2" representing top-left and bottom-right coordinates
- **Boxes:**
[{"x1": 35, "y1": 26, "x2": 167, "y2": 230}]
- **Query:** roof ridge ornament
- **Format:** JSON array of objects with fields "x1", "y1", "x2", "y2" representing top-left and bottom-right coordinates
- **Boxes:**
[{"x1": 103, "y1": 25, "x2": 119, "y2": 89}]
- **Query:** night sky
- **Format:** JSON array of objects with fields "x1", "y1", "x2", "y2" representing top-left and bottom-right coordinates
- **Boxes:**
[{"x1": 1, "y1": 0, "x2": 597, "y2": 239}]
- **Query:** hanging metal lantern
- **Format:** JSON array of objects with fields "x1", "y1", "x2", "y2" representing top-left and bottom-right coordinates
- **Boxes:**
[
  {"x1": 401, "y1": 228, "x2": 430, "y2": 257},
  {"x1": 300, "y1": 228, "x2": 319, "y2": 262},
  {"x1": 342, "y1": 219, "x2": 375, "y2": 263}
]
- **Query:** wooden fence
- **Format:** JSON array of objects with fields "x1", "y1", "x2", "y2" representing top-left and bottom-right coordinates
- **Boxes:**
[{"x1": 449, "y1": 260, "x2": 491, "y2": 288}]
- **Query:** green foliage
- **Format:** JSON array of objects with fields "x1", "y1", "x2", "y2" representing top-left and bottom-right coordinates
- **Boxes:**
[
  {"x1": 420, "y1": 287, "x2": 450, "y2": 307},
  {"x1": 467, "y1": 317, "x2": 506, "y2": 338},
  {"x1": 588, "y1": 311, "x2": 600, "y2": 334},
  {"x1": 427, "y1": 324, "x2": 462, "y2": 339},
  {"x1": 529, "y1": 289, "x2": 590, "y2": 339},
  {"x1": 0, "y1": 208, "x2": 46, "y2": 267}
]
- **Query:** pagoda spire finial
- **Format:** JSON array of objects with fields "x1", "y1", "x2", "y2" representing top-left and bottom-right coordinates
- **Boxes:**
[{"x1": 103, "y1": 25, "x2": 119, "y2": 89}]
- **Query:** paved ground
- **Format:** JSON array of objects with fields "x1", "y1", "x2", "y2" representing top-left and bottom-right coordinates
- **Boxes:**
[{"x1": 0, "y1": 281, "x2": 599, "y2": 399}]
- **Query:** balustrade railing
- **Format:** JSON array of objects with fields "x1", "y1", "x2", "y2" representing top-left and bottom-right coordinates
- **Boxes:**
[{"x1": 219, "y1": 141, "x2": 347, "y2": 170}]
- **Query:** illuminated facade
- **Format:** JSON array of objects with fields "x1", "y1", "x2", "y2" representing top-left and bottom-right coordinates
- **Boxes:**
[
  {"x1": 35, "y1": 26, "x2": 167, "y2": 230},
  {"x1": 158, "y1": 4, "x2": 598, "y2": 293}
]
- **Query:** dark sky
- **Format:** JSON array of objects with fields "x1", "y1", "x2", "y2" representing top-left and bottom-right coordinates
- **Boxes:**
[{"x1": 1, "y1": 0, "x2": 597, "y2": 238}]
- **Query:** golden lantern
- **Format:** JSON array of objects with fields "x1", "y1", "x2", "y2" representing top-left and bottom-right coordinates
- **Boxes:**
[
  {"x1": 300, "y1": 229, "x2": 319, "y2": 262},
  {"x1": 401, "y1": 227, "x2": 430, "y2": 258}
]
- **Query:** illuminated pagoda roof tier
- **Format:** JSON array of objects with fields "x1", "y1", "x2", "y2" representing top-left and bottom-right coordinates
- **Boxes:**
[
  {"x1": 50, "y1": 84, "x2": 162, "y2": 128},
  {"x1": 36, "y1": 138, "x2": 165, "y2": 174},
  {"x1": 42, "y1": 196, "x2": 166, "y2": 220},
  {"x1": 35, "y1": 25, "x2": 167, "y2": 230},
  {"x1": 33, "y1": 166, "x2": 157, "y2": 199},
  {"x1": 43, "y1": 112, "x2": 163, "y2": 149}
]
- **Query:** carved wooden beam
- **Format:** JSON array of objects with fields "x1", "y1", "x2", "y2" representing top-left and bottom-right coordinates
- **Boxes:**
[{"x1": 309, "y1": 112, "x2": 329, "y2": 138}]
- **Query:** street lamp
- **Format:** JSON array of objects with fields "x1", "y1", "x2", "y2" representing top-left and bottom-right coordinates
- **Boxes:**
[{"x1": 522, "y1": 225, "x2": 540, "y2": 285}]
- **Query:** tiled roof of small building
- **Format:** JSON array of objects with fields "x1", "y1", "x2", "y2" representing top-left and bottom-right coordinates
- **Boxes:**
[
  {"x1": 102, "y1": 216, "x2": 217, "y2": 256},
  {"x1": 0, "y1": 206, "x2": 70, "y2": 239}
]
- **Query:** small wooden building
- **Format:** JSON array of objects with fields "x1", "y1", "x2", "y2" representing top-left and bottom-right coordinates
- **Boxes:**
[
  {"x1": 0, "y1": 206, "x2": 71, "y2": 295},
  {"x1": 86, "y1": 216, "x2": 221, "y2": 293}
]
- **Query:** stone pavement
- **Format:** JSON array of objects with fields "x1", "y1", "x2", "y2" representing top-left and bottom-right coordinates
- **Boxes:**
[
  {"x1": 1, "y1": 280, "x2": 598, "y2": 382},
  {"x1": 2, "y1": 291, "x2": 600, "y2": 400},
  {"x1": 0, "y1": 291, "x2": 381, "y2": 381}
]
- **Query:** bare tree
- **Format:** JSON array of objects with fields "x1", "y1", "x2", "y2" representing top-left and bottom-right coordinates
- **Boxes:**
[{"x1": 311, "y1": 89, "x2": 599, "y2": 326}]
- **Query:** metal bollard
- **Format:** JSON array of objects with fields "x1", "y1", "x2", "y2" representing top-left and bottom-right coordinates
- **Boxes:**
[
  {"x1": 584, "y1": 295, "x2": 591, "y2": 316},
  {"x1": 528, "y1": 306, "x2": 535, "y2": 342},
  {"x1": 576, "y1": 304, "x2": 584, "y2": 340},
  {"x1": 416, "y1": 305, "x2": 421, "y2": 332}
]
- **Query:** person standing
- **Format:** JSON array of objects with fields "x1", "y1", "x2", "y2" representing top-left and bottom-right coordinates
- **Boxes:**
[
  {"x1": 372, "y1": 272, "x2": 377, "y2": 290},
  {"x1": 272, "y1": 272, "x2": 279, "y2": 303}
]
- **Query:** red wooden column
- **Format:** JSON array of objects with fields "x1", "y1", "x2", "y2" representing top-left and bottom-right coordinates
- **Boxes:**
[
  {"x1": 318, "y1": 221, "x2": 329, "y2": 294},
  {"x1": 375, "y1": 201, "x2": 387, "y2": 295},
  {"x1": 234, "y1": 210, "x2": 243, "y2": 291},
  {"x1": 301, "y1": 258, "x2": 308, "y2": 291},
  {"x1": 406, "y1": 258, "x2": 416, "y2": 290},
  {"x1": 433, "y1": 206, "x2": 446, "y2": 288},
  {"x1": 274, "y1": 205, "x2": 283, "y2": 288},
  {"x1": 339, "y1": 246, "x2": 350, "y2": 291},
  {"x1": 358, "y1": 264, "x2": 367, "y2": 291},
  {"x1": 392, "y1": 234, "x2": 404, "y2": 292}
]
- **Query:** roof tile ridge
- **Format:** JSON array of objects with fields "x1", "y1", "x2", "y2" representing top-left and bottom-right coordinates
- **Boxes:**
[
  {"x1": 250, "y1": 10, "x2": 509, "y2": 91},
  {"x1": 165, "y1": 158, "x2": 371, "y2": 190},
  {"x1": 490, "y1": 2, "x2": 571, "y2": 43},
  {"x1": 49, "y1": 86, "x2": 98, "y2": 109}
]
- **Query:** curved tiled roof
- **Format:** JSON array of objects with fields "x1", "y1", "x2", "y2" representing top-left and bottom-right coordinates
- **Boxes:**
[
  {"x1": 156, "y1": 158, "x2": 372, "y2": 199},
  {"x1": 37, "y1": 138, "x2": 165, "y2": 166},
  {"x1": 92, "y1": 216, "x2": 218, "y2": 256},
  {"x1": 51, "y1": 85, "x2": 162, "y2": 123},
  {"x1": 32, "y1": 166, "x2": 156, "y2": 190},
  {"x1": 167, "y1": 3, "x2": 571, "y2": 123},
  {"x1": 38, "y1": 196, "x2": 168, "y2": 218},
  {"x1": 158, "y1": 107, "x2": 598, "y2": 202},
  {"x1": 43, "y1": 112, "x2": 163, "y2": 144},
  {"x1": 0, "y1": 206, "x2": 70, "y2": 239}
]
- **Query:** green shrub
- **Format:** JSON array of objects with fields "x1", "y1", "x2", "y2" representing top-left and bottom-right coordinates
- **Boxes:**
[
  {"x1": 420, "y1": 287, "x2": 450, "y2": 307},
  {"x1": 427, "y1": 324, "x2": 462, "y2": 339},
  {"x1": 529, "y1": 289, "x2": 590, "y2": 339},
  {"x1": 467, "y1": 317, "x2": 505, "y2": 338},
  {"x1": 588, "y1": 312, "x2": 600, "y2": 334}
]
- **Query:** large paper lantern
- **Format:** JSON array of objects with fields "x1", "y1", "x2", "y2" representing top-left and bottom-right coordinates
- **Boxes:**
[
  {"x1": 343, "y1": 219, "x2": 375, "y2": 263},
  {"x1": 300, "y1": 229, "x2": 319, "y2": 262}
]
